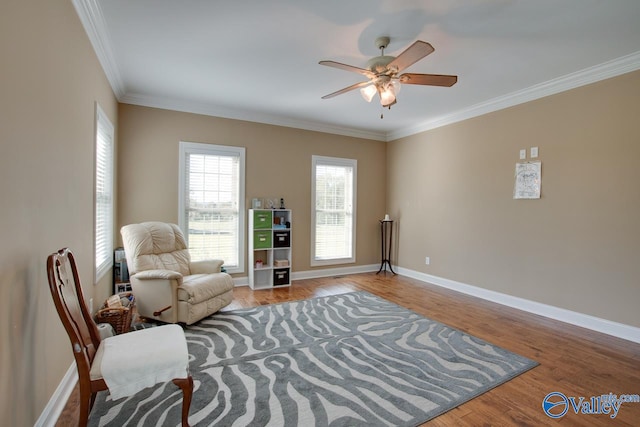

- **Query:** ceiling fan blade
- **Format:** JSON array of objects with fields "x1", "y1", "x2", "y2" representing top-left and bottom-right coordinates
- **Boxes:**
[
  {"x1": 319, "y1": 60, "x2": 375, "y2": 78},
  {"x1": 399, "y1": 73, "x2": 458, "y2": 87},
  {"x1": 388, "y1": 41, "x2": 434, "y2": 73},
  {"x1": 321, "y1": 81, "x2": 372, "y2": 99}
]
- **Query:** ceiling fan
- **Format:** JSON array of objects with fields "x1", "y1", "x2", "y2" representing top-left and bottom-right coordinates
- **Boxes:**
[{"x1": 319, "y1": 36, "x2": 457, "y2": 109}]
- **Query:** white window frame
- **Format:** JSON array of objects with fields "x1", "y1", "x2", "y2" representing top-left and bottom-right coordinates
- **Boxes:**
[
  {"x1": 95, "y1": 104, "x2": 114, "y2": 283},
  {"x1": 178, "y1": 141, "x2": 245, "y2": 274},
  {"x1": 311, "y1": 155, "x2": 357, "y2": 266}
]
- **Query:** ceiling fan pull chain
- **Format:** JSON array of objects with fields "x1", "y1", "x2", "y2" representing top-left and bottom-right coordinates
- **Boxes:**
[{"x1": 380, "y1": 103, "x2": 393, "y2": 119}]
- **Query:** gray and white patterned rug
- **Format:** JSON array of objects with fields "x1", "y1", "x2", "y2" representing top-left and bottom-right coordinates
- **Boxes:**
[{"x1": 89, "y1": 291, "x2": 537, "y2": 426}]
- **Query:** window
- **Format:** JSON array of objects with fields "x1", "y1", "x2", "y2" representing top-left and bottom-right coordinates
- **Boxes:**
[
  {"x1": 311, "y1": 155, "x2": 357, "y2": 266},
  {"x1": 95, "y1": 104, "x2": 114, "y2": 282},
  {"x1": 179, "y1": 142, "x2": 245, "y2": 273}
]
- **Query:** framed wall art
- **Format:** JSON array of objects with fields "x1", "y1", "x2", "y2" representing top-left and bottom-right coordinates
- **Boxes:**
[{"x1": 514, "y1": 161, "x2": 541, "y2": 199}]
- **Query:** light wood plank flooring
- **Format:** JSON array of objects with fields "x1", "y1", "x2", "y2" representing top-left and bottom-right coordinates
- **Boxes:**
[{"x1": 56, "y1": 273, "x2": 640, "y2": 426}]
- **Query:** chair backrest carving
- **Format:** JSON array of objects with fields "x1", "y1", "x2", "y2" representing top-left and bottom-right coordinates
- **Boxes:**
[{"x1": 46, "y1": 249, "x2": 100, "y2": 375}]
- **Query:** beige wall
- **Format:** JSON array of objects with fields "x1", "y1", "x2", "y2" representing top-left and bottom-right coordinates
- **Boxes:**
[
  {"x1": 2, "y1": 2, "x2": 638, "y2": 423},
  {"x1": 388, "y1": 70, "x2": 640, "y2": 328},
  {"x1": 0, "y1": 0, "x2": 117, "y2": 424},
  {"x1": 117, "y1": 104, "x2": 387, "y2": 273}
]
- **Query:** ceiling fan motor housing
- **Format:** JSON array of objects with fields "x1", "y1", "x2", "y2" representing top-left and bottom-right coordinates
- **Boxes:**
[
  {"x1": 368, "y1": 36, "x2": 396, "y2": 74},
  {"x1": 366, "y1": 56, "x2": 396, "y2": 74}
]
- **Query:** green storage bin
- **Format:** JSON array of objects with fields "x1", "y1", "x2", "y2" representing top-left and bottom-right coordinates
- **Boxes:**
[
  {"x1": 254, "y1": 230, "x2": 272, "y2": 249},
  {"x1": 253, "y1": 210, "x2": 272, "y2": 229}
]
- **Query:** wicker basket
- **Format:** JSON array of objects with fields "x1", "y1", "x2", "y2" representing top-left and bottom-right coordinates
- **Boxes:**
[{"x1": 96, "y1": 292, "x2": 135, "y2": 335}]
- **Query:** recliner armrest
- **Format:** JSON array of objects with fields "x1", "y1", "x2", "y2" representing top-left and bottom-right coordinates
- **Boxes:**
[
  {"x1": 189, "y1": 259, "x2": 224, "y2": 274},
  {"x1": 134, "y1": 269, "x2": 183, "y2": 280}
]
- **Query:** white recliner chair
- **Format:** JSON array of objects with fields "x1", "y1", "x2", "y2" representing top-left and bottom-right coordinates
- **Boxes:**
[{"x1": 120, "y1": 222, "x2": 234, "y2": 325}]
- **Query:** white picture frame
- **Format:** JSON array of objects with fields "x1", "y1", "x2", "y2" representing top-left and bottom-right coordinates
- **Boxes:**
[{"x1": 514, "y1": 161, "x2": 541, "y2": 199}]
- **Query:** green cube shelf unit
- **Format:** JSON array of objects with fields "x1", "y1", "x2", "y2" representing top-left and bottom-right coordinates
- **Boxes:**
[{"x1": 248, "y1": 209, "x2": 292, "y2": 289}]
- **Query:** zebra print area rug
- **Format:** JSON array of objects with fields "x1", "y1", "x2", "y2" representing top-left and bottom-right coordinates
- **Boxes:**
[{"x1": 89, "y1": 291, "x2": 537, "y2": 426}]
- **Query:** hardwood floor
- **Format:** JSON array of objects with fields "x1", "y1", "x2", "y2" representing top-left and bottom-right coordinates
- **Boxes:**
[{"x1": 56, "y1": 273, "x2": 640, "y2": 426}]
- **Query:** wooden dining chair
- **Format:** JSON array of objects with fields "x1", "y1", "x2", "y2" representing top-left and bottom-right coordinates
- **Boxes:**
[{"x1": 46, "y1": 248, "x2": 194, "y2": 426}]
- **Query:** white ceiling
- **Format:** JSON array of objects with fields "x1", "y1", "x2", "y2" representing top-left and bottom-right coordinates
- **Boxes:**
[{"x1": 77, "y1": 0, "x2": 640, "y2": 141}]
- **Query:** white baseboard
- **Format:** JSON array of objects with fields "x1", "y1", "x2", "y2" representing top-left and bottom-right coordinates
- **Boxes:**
[
  {"x1": 232, "y1": 264, "x2": 379, "y2": 287},
  {"x1": 35, "y1": 363, "x2": 77, "y2": 427},
  {"x1": 232, "y1": 264, "x2": 639, "y2": 342},
  {"x1": 231, "y1": 276, "x2": 249, "y2": 287},
  {"x1": 397, "y1": 266, "x2": 640, "y2": 344},
  {"x1": 292, "y1": 264, "x2": 379, "y2": 280}
]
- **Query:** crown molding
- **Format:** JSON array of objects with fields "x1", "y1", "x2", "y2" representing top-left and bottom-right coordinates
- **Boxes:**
[
  {"x1": 74, "y1": 0, "x2": 384, "y2": 140},
  {"x1": 73, "y1": 0, "x2": 125, "y2": 99},
  {"x1": 387, "y1": 50, "x2": 640, "y2": 141},
  {"x1": 112, "y1": 50, "x2": 640, "y2": 143},
  {"x1": 74, "y1": 0, "x2": 638, "y2": 143},
  {"x1": 120, "y1": 92, "x2": 388, "y2": 141}
]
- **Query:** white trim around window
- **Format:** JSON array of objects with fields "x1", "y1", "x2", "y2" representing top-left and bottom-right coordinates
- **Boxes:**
[
  {"x1": 95, "y1": 103, "x2": 114, "y2": 283},
  {"x1": 178, "y1": 141, "x2": 245, "y2": 274},
  {"x1": 311, "y1": 155, "x2": 357, "y2": 266}
]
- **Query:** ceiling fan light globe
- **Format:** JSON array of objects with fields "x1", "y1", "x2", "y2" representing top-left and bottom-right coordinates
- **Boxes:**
[
  {"x1": 391, "y1": 79, "x2": 401, "y2": 95},
  {"x1": 360, "y1": 85, "x2": 377, "y2": 103},
  {"x1": 380, "y1": 88, "x2": 396, "y2": 107}
]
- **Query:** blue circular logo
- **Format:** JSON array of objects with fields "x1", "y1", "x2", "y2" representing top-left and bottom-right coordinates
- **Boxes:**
[{"x1": 543, "y1": 392, "x2": 569, "y2": 418}]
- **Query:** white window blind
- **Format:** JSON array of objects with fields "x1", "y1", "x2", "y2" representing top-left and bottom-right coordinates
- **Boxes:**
[
  {"x1": 95, "y1": 105, "x2": 114, "y2": 282},
  {"x1": 311, "y1": 156, "x2": 357, "y2": 266},
  {"x1": 179, "y1": 142, "x2": 245, "y2": 273}
]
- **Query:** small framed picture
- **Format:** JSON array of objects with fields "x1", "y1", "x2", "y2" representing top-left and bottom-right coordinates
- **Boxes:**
[
  {"x1": 252, "y1": 198, "x2": 262, "y2": 209},
  {"x1": 514, "y1": 161, "x2": 541, "y2": 199}
]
